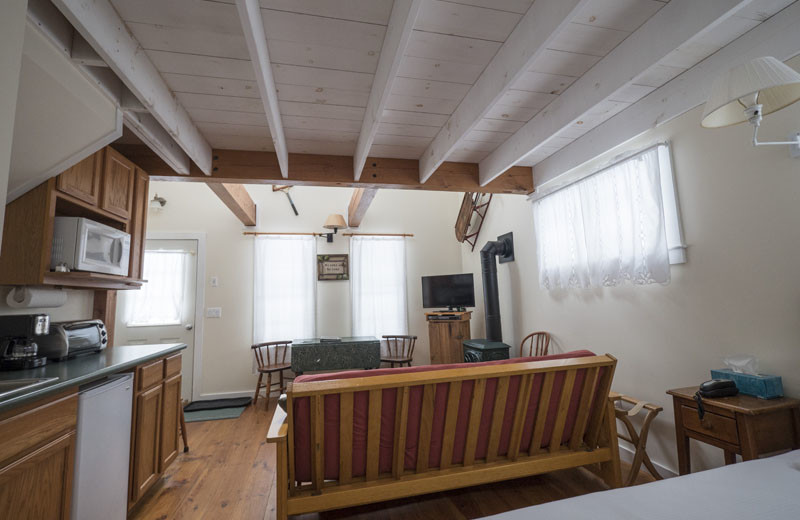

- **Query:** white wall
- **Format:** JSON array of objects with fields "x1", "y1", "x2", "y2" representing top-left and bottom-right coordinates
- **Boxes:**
[
  {"x1": 0, "y1": 0, "x2": 28, "y2": 251},
  {"x1": 461, "y1": 65, "x2": 800, "y2": 475},
  {"x1": 146, "y1": 183, "x2": 462, "y2": 397}
]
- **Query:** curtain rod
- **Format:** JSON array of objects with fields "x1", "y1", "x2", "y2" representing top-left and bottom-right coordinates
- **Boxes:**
[
  {"x1": 342, "y1": 233, "x2": 414, "y2": 237},
  {"x1": 242, "y1": 231, "x2": 414, "y2": 238}
]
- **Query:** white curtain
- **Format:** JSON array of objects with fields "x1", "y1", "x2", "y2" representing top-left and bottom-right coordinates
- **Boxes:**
[
  {"x1": 253, "y1": 235, "x2": 316, "y2": 344},
  {"x1": 125, "y1": 250, "x2": 190, "y2": 326},
  {"x1": 533, "y1": 146, "x2": 670, "y2": 289},
  {"x1": 350, "y1": 236, "x2": 408, "y2": 338}
]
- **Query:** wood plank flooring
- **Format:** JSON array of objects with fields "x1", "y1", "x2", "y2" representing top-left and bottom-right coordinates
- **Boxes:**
[{"x1": 130, "y1": 398, "x2": 654, "y2": 520}]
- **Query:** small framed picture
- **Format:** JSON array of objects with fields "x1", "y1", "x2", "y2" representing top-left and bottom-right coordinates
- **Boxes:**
[{"x1": 317, "y1": 254, "x2": 349, "y2": 280}]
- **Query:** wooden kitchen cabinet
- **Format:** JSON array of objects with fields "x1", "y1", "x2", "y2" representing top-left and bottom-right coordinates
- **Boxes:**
[
  {"x1": 131, "y1": 384, "x2": 163, "y2": 503},
  {"x1": 129, "y1": 353, "x2": 183, "y2": 510},
  {"x1": 0, "y1": 145, "x2": 149, "y2": 290},
  {"x1": 0, "y1": 391, "x2": 78, "y2": 520},
  {"x1": 56, "y1": 151, "x2": 103, "y2": 205},
  {"x1": 160, "y1": 374, "x2": 181, "y2": 471},
  {"x1": 101, "y1": 147, "x2": 136, "y2": 220}
]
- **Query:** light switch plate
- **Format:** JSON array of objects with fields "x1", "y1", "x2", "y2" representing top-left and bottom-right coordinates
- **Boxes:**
[{"x1": 206, "y1": 307, "x2": 222, "y2": 318}]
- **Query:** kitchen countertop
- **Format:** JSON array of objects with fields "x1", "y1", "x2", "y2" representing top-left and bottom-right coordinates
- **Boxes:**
[{"x1": 0, "y1": 343, "x2": 186, "y2": 413}]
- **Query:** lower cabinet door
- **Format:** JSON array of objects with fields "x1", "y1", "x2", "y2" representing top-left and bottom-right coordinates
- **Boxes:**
[
  {"x1": 132, "y1": 384, "x2": 163, "y2": 502},
  {"x1": 0, "y1": 431, "x2": 76, "y2": 520},
  {"x1": 160, "y1": 374, "x2": 181, "y2": 471}
]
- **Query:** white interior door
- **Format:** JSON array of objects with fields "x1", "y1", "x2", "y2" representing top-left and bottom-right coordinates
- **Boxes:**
[{"x1": 116, "y1": 238, "x2": 197, "y2": 402}]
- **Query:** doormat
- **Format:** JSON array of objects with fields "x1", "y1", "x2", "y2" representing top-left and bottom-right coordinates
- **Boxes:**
[
  {"x1": 183, "y1": 397, "x2": 252, "y2": 412},
  {"x1": 184, "y1": 406, "x2": 246, "y2": 423}
]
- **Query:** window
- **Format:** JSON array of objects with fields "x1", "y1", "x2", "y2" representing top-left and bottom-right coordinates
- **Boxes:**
[
  {"x1": 532, "y1": 143, "x2": 684, "y2": 289},
  {"x1": 124, "y1": 250, "x2": 191, "y2": 326},
  {"x1": 350, "y1": 236, "x2": 408, "y2": 337},
  {"x1": 253, "y1": 235, "x2": 316, "y2": 344}
]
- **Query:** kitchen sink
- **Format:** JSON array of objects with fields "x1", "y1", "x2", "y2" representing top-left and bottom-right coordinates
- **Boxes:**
[{"x1": 0, "y1": 377, "x2": 59, "y2": 399}]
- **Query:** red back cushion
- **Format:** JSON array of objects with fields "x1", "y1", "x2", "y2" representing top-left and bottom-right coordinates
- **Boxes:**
[{"x1": 291, "y1": 350, "x2": 599, "y2": 482}]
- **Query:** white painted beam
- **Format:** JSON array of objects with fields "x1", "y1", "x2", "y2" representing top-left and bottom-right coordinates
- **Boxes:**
[
  {"x1": 235, "y1": 0, "x2": 288, "y2": 178},
  {"x1": 354, "y1": 0, "x2": 423, "y2": 181},
  {"x1": 534, "y1": 0, "x2": 800, "y2": 189},
  {"x1": 123, "y1": 111, "x2": 191, "y2": 175},
  {"x1": 418, "y1": 0, "x2": 590, "y2": 183},
  {"x1": 51, "y1": 0, "x2": 213, "y2": 174},
  {"x1": 70, "y1": 31, "x2": 106, "y2": 67},
  {"x1": 121, "y1": 87, "x2": 148, "y2": 113},
  {"x1": 478, "y1": 0, "x2": 751, "y2": 186}
]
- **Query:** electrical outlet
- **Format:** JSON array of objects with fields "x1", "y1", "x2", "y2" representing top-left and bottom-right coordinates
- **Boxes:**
[
  {"x1": 206, "y1": 307, "x2": 222, "y2": 318},
  {"x1": 210, "y1": 276, "x2": 219, "y2": 287}
]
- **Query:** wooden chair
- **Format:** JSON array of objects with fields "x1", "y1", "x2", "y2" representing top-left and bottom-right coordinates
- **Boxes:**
[
  {"x1": 520, "y1": 331, "x2": 551, "y2": 357},
  {"x1": 252, "y1": 341, "x2": 292, "y2": 408},
  {"x1": 380, "y1": 335, "x2": 417, "y2": 367}
]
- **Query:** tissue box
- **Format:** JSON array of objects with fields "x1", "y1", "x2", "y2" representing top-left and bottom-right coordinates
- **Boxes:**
[{"x1": 710, "y1": 368, "x2": 783, "y2": 399}]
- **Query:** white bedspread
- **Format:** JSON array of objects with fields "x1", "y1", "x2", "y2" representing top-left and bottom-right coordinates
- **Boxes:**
[{"x1": 482, "y1": 450, "x2": 800, "y2": 520}]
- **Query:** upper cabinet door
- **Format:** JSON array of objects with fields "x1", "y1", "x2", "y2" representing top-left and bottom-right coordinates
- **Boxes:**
[
  {"x1": 56, "y1": 150, "x2": 103, "y2": 205},
  {"x1": 101, "y1": 147, "x2": 135, "y2": 220}
]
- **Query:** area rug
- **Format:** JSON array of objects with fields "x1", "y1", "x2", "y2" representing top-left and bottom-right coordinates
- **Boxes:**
[
  {"x1": 184, "y1": 406, "x2": 247, "y2": 423},
  {"x1": 183, "y1": 397, "x2": 252, "y2": 412}
]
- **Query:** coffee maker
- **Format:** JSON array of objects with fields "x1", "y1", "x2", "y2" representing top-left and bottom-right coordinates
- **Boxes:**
[{"x1": 0, "y1": 314, "x2": 50, "y2": 370}]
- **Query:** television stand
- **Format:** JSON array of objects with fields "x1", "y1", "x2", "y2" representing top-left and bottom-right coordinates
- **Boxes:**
[{"x1": 425, "y1": 311, "x2": 471, "y2": 364}]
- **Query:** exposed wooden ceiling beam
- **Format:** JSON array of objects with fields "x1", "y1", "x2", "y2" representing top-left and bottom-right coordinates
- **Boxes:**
[
  {"x1": 51, "y1": 0, "x2": 213, "y2": 175},
  {"x1": 533, "y1": 0, "x2": 800, "y2": 191},
  {"x1": 348, "y1": 188, "x2": 378, "y2": 228},
  {"x1": 418, "y1": 0, "x2": 590, "y2": 184},
  {"x1": 207, "y1": 183, "x2": 257, "y2": 226},
  {"x1": 354, "y1": 0, "x2": 423, "y2": 181},
  {"x1": 114, "y1": 145, "x2": 533, "y2": 195},
  {"x1": 478, "y1": 0, "x2": 752, "y2": 186},
  {"x1": 235, "y1": 0, "x2": 288, "y2": 179},
  {"x1": 123, "y1": 112, "x2": 191, "y2": 175}
]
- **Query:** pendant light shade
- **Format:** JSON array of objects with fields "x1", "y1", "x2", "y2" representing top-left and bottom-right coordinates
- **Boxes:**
[{"x1": 701, "y1": 56, "x2": 800, "y2": 128}]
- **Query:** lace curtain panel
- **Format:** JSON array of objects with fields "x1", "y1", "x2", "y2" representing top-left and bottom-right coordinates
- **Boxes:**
[
  {"x1": 350, "y1": 236, "x2": 408, "y2": 338},
  {"x1": 533, "y1": 146, "x2": 670, "y2": 289},
  {"x1": 125, "y1": 250, "x2": 190, "y2": 326},
  {"x1": 253, "y1": 235, "x2": 316, "y2": 344}
]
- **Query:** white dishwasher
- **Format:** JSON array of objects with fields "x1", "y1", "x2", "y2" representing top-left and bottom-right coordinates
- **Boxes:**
[{"x1": 72, "y1": 373, "x2": 134, "y2": 520}]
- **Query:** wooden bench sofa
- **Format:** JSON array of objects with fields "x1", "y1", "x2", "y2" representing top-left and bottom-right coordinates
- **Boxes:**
[{"x1": 267, "y1": 350, "x2": 621, "y2": 519}]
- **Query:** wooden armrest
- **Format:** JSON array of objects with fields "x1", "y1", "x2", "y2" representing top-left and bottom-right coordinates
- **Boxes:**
[
  {"x1": 612, "y1": 392, "x2": 663, "y2": 413},
  {"x1": 267, "y1": 405, "x2": 288, "y2": 443}
]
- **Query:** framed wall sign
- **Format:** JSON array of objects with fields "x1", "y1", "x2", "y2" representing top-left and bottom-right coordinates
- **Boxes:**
[{"x1": 317, "y1": 254, "x2": 349, "y2": 280}]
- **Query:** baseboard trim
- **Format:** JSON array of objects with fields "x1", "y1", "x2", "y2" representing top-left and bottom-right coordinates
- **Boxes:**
[
  {"x1": 197, "y1": 390, "x2": 255, "y2": 401},
  {"x1": 617, "y1": 442, "x2": 678, "y2": 478}
]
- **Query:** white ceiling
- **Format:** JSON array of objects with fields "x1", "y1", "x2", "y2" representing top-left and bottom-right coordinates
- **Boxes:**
[{"x1": 106, "y1": 0, "x2": 796, "y2": 175}]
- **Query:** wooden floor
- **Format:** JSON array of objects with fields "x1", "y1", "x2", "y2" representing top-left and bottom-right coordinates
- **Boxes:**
[{"x1": 130, "y1": 398, "x2": 654, "y2": 520}]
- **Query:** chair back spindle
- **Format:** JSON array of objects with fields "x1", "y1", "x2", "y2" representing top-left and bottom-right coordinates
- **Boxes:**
[
  {"x1": 520, "y1": 331, "x2": 551, "y2": 357},
  {"x1": 252, "y1": 341, "x2": 291, "y2": 369}
]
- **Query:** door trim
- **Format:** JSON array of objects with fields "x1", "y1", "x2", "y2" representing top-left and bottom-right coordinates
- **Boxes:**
[{"x1": 145, "y1": 231, "x2": 206, "y2": 402}]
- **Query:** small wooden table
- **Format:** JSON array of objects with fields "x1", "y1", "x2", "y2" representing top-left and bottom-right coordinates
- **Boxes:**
[{"x1": 667, "y1": 386, "x2": 800, "y2": 475}]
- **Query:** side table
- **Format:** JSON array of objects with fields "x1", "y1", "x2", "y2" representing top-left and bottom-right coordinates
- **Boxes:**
[{"x1": 667, "y1": 386, "x2": 800, "y2": 475}]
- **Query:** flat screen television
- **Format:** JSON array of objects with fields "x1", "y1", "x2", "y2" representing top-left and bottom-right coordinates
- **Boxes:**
[{"x1": 421, "y1": 273, "x2": 475, "y2": 309}]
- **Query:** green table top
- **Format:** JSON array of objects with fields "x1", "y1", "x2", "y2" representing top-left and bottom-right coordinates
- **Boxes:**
[{"x1": 0, "y1": 343, "x2": 186, "y2": 413}]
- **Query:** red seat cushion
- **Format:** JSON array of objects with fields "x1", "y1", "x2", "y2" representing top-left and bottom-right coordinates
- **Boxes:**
[{"x1": 291, "y1": 350, "x2": 598, "y2": 483}]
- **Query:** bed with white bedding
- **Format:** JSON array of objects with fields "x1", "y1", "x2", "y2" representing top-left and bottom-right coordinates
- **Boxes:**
[{"x1": 482, "y1": 450, "x2": 800, "y2": 520}]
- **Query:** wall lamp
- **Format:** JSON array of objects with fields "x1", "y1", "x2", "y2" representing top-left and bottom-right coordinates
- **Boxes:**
[
  {"x1": 322, "y1": 214, "x2": 347, "y2": 242},
  {"x1": 702, "y1": 56, "x2": 800, "y2": 158}
]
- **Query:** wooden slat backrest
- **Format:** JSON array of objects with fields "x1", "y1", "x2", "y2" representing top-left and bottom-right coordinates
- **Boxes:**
[
  {"x1": 382, "y1": 335, "x2": 417, "y2": 359},
  {"x1": 252, "y1": 340, "x2": 290, "y2": 369},
  {"x1": 287, "y1": 355, "x2": 616, "y2": 489}
]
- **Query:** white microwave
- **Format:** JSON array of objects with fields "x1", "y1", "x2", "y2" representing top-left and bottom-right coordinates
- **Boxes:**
[{"x1": 51, "y1": 217, "x2": 131, "y2": 276}]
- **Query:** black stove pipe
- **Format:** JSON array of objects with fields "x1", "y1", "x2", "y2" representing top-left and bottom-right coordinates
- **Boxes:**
[{"x1": 480, "y1": 238, "x2": 510, "y2": 342}]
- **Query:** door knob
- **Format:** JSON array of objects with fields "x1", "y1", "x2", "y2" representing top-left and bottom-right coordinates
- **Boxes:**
[{"x1": 185, "y1": 324, "x2": 194, "y2": 331}]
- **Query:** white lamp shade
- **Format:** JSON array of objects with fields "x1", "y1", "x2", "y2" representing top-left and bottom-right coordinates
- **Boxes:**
[
  {"x1": 702, "y1": 56, "x2": 800, "y2": 128},
  {"x1": 323, "y1": 213, "x2": 347, "y2": 230}
]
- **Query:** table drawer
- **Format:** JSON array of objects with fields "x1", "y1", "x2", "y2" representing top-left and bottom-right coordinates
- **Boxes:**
[
  {"x1": 137, "y1": 359, "x2": 164, "y2": 391},
  {"x1": 681, "y1": 405, "x2": 739, "y2": 445},
  {"x1": 164, "y1": 354, "x2": 182, "y2": 378}
]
